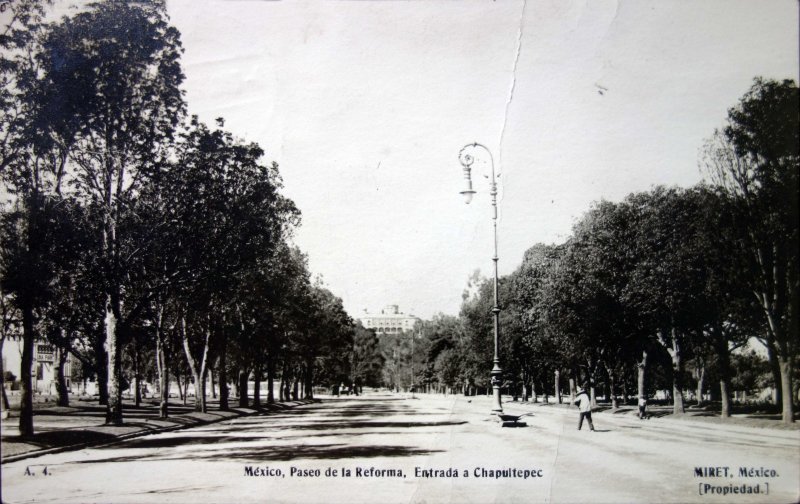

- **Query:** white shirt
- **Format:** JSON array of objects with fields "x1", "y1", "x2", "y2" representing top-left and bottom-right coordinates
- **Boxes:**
[{"x1": 575, "y1": 391, "x2": 592, "y2": 412}]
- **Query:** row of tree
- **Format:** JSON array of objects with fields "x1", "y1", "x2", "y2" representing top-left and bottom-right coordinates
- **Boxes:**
[
  {"x1": 393, "y1": 78, "x2": 798, "y2": 424},
  {"x1": 0, "y1": 1, "x2": 795, "y2": 438},
  {"x1": 0, "y1": 0, "x2": 365, "y2": 437}
]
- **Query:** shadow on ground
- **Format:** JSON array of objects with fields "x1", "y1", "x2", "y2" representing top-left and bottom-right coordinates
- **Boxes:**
[
  {"x1": 63, "y1": 398, "x2": 451, "y2": 465},
  {"x1": 75, "y1": 442, "x2": 442, "y2": 464},
  {"x1": 2, "y1": 430, "x2": 119, "y2": 450},
  {"x1": 595, "y1": 406, "x2": 672, "y2": 418}
]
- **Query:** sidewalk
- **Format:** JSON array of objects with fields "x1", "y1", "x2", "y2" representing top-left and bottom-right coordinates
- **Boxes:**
[
  {"x1": 0, "y1": 396, "x2": 313, "y2": 464},
  {"x1": 457, "y1": 394, "x2": 800, "y2": 436}
]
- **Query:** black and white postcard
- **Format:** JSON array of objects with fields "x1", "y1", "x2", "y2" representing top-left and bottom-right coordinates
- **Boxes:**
[{"x1": 1, "y1": 1, "x2": 798, "y2": 503}]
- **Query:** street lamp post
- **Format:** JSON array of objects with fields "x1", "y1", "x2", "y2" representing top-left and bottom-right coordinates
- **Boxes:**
[{"x1": 458, "y1": 142, "x2": 503, "y2": 414}]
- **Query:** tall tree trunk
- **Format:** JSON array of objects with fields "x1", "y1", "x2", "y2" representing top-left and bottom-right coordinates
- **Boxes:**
[
  {"x1": 181, "y1": 315, "x2": 210, "y2": 413},
  {"x1": 778, "y1": 355, "x2": 794, "y2": 424},
  {"x1": 267, "y1": 353, "x2": 275, "y2": 404},
  {"x1": 667, "y1": 328, "x2": 685, "y2": 414},
  {"x1": 279, "y1": 360, "x2": 288, "y2": 402},
  {"x1": 637, "y1": 349, "x2": 648, "y2": 406},
  {"x1": 253, "y1": 362, "x2": 262, "y2": 408},
  {"x1": 199, "y1": 369, "x2": 207, "y2": 412},
  {"x1": 238, "y1": 368, "x2": 249, "y2": 407},
  {"x1": 606, "y1": 365, "x2": 618, "y2": 409},
  {"x1": 154, "y1": 305, "x2": 169, "y2": 418},
  {"x1": 182, "y1": 376, "x2": 189, "y2": 405},
  {"x1": 133, "y1": 338, "x2": 141, "y2": 408},
  {"x1": 210, "y1": 363, "x2": 217, "y2": 399},
  {"x1": 712, "y1": 324, "x2": 731, "y2": 418},
  {"x1": 622, "y1": 376, "x2": 628, "y2": 404},
  {"x1": 218, "y1": 334, "x2": 228, "y2": 411},
  {"x1": 279, "y1": 373, "x2": 286, "y2": 401},
  {"x1": 586, "y1": 358, "x2": 598, "y2": 408},
  {"x1": 568, "y1": 375, "x2": 576, "y2": 405},
  {"x1": 156, "y1": 331, "x2": 169, "y2": 418},
  {"x1": 719, "y1": 355, "x2": 732, "y2": 419},
  {"x1": 56, "y1": 344, "x2": 69, "y2": 407},
  {"x1": 19, "y1": 302, "x2": 35, "y2": 437},
  {"x1": 304, "y1": 358, "x2": 314, "y2": 399},
  {"x1": 554, "y1": 369, "x2": 561, "y2": 404},
  {"x1": 696, "y1": 364, "x2": 705, "y2": 406},
  {"x1": 96, "y1": 342, "x2": 108, "y2": 406},
  {"x1": 765, "y1": 339, "x2": 782, "y2": 407},
  {"x1": 763, "y1": 328, "x2": 795, "y2": 423},
  {"x1": 175, "y1": 368, "x2": 185, "y2": 403},
  {"x1": 105, "y1": 292, "x2": 123, "y2": 425}
]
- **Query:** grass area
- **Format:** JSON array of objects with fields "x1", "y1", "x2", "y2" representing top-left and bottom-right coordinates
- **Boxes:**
[
  {"x1": 507, "y1": 397, "x2": 800, "y2": 430},
  {"x1": 600, "y1": 402, "x2": 800, "y2": 430}
]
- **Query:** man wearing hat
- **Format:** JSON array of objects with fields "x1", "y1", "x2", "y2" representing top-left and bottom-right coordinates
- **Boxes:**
[{"x1": 574, "y1": 383, "x2": 595, "y2": 431}]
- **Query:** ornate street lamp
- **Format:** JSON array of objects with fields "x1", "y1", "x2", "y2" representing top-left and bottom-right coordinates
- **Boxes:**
[{"x1": 458, "y1": 142, "x2": 503, "y2": 414}]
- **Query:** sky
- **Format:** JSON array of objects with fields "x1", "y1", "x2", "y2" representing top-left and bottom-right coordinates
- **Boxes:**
[{"x1": 162, "y1": 0, "x2": 799, "y2": 320}]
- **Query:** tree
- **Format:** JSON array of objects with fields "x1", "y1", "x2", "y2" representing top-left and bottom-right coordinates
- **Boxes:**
[
  {"x1": 434, "y1": 348, "x2": 461, "y2": 391},
  {"x1": 730, "y1": 350, "x2": 770, "y2": 403},
  {"x1": 0, "y1": 0, "x2": 49, "y2": 175},
  {"x1": 702, "y1": 78, "x2": 799, "y2": 423},
  {"x1": 624, "y1": 187, "x2": 714, "y2": 414},
  {"x1": 39, "y1": 197, "x2": 93, "y2": 407},
  {"x1": 157, "y1": 117, "x2": 297, "y2": 412},
  {"x1": 126, "y1": 184, "x2": 181, "y2": 417},
  {"x1": 459, "y1": 273, "x2": 494, "y2": 393},
  {"x1": 0, "y1": 0, "x2": 56, "y2": 438},
  {"x1": 379, "y1": 331, "x2": 407, "y2": 391},
  {"x1": 351, "y1": 322, "x2": 384, "y2": 388},
  {"x1": 38, "y1": 0, "x2": 186, "y2": 424},
  {"x1": 301, "y1": 283, "x2": 353, "y2": 397},
  {"x1": 402, "y1": 314, "x2": 463, "y2": 394},
  {"x1": 0, "y1": 192, "x2": 66, "y2": 435},
  {"x1": 507, "y1": 243, "x2": 563, "y2": 402},
  {"x1": 689, "y1": 186, "x2": 758, "y2": 417}
]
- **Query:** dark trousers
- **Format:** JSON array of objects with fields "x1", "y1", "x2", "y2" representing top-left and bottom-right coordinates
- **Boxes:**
[
  {"x1": 578, "y1": 411, "x2": 594, "y2": 430},
  {"x1": 638, "y1": 405, "x2": 646, "y2": 418}
]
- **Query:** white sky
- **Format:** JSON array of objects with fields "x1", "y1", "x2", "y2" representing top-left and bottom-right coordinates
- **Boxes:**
[{"x1": 165, "y1": 0, "x2": 799, "y2": 320}]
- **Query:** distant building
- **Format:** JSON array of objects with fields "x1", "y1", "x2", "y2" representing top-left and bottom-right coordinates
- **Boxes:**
[
  {"x1": 358, "y1": 305, "x2": 419, "y2": 335},
  {"x1": 2, "y1": 336, "x2": 72, "y2": 394}
]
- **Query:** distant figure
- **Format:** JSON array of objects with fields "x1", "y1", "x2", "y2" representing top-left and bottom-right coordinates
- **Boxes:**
[
  {"x1": 574, "y1": 383, "x2": 595, "y2": 431},
  {"x1": 638, "y1": 395, "x2": 647, "y2": 419},
  {"x1": 351, "y1": 383, "x2": 358, "y2": 396}
]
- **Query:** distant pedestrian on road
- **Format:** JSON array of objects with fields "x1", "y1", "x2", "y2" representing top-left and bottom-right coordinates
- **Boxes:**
[
  {"x1": 638, "y1": 394, "x2": 647, "y2": 419},
  {"x1": 574, "y1": 383, "x2": 595, "y2": 431}
]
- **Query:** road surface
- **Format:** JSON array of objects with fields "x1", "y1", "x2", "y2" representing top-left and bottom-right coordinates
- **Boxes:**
[{"x1": 2, "y1": 393, "x2": 798, "y2": 504}]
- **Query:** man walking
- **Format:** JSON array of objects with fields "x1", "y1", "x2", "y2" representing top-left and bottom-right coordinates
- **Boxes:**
[{"x1": 574, "y1": 383, "x2": 595, "y2": 431}]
